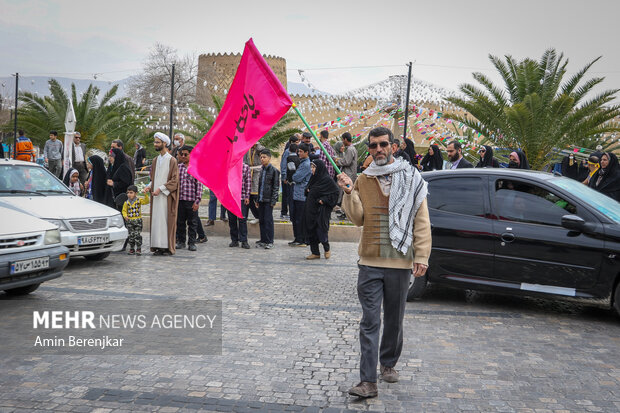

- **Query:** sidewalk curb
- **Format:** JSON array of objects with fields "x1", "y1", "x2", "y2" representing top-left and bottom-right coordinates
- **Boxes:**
[{"x1": 141, "y1": 217, "x2": 361, "y2": 243}]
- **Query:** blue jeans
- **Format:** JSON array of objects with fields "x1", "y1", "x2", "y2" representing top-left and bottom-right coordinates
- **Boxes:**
[
  {"x1": 292, "y1": 200, "x2": 306, "y2": 243},
  {"x1": 208, "y1": 190, "x2": 227, "y2": 221}
]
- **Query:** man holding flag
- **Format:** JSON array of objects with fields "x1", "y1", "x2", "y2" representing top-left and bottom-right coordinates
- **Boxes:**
[{"x1": 338, "y1": 126, "x2": 431, "y2": 399}]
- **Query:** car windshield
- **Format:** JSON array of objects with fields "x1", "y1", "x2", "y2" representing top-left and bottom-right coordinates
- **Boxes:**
[
  {"x1": 551, "y1": 176, "x2": 620, "y2": 223},
  {"x1": 0, "y1": 164, "x2": 71, "y2": 195}
]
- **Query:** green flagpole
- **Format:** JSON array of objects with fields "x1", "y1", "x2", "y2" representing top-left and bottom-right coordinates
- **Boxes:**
[{"x1": 291, "y1": 102, "x2": 342, "y2": 175}]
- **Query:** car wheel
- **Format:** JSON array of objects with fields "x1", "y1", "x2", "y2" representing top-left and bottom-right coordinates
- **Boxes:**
[
  {"x1": 614, "y1": 281, "x2": 620, "y2": 318},
  {"x1": 407, "y1": 273, "x2": 428, "y2": 301},
  {"x1": 4, "y1": 283, "x2": 41, "y2": 296},
  {"x1": 84, "y1": 252, "x2": 110, "y2": 261}
]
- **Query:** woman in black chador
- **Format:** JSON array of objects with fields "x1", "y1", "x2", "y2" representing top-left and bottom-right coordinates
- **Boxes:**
[
  {"x1": 588, "y1": 152, "x2": 620, "y2": 202},
  {"x1": 304, "y1": 159, "x2": 340, "y2": 260},
  {"x1": 419, "y1": 144, "x2": 443, "y2": 171}
]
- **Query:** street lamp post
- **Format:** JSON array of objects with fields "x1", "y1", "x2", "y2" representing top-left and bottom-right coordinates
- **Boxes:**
[
  {"x1": 169, "y1": 64, "x2": 175, "y2": 138},
  {"x1": 402, "y1": 62, "x2": 412, "y2": 140},
  {"x1": 13, "y1": 72, "x2": 18, "y2": 158}
]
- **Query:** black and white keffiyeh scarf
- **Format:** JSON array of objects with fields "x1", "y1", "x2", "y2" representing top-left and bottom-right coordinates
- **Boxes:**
[{"x1": 363, "y1": 157, "x2": 428, "y2": 254}]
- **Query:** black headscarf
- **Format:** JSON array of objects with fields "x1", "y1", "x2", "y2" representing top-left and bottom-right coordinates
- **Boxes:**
[
  {"x1": 62, "y1": 168, "x2": 78, "y2": 187},
  {"x1": 421, "y1": 144, "x2": 443, "y2": 171},
  {"x1": 107, "y1": 148, "x2": 133, "y2": 200},
  {"x1": 402, "y1": 139, "x2": 417, "y2": 166},
  {"x1": 508, "y1": 150, "x2": 530, "y2": 169},
  {"x1": 516, "y1": 150, "x2": 530, "y2": 170},
  {"x1": 476, "y1": 145, "x2": 499, "y2": 168},
  {"x1": 109, "y1": 148, "x2": 127, "y2": 176},
  {"x1": 304, "y1": 160, "x2": 340, "y2": 238},
  {"x1": 88, "y1": 155, "x2": 107, "y2": 204},
  {"x1": 589, "y1": 152, "x2": 620, "y2": 201}
]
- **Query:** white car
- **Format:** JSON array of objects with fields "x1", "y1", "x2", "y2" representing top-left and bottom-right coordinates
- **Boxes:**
[
  {"x1": 0, "y1": 159, "x2": 128, "y2": 261},
  {"x1": 0, "y1": 206, "x2": 69, "y2": 295}
]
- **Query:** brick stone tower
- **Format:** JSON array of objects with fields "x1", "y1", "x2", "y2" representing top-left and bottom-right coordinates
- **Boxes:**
[{"x1": 196, "y1": 53, "x2": 287, "y2": 107}]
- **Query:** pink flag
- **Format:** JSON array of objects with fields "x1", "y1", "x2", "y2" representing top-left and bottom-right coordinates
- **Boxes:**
[{"x1": 188, "y1": 39, "x2": 292, "y2": 217}]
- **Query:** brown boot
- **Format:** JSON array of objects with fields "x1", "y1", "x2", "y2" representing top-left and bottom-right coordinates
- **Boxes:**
[
  {"x1": 348, "y1": 381, "x2": 378, "y2": 398},
  {"x1": 324, "y1": 250, "x2": 331, "y2": 259},
  {"x1": 305, "y1": 254, "x2": 320, "y2": 260},
  {"x1": 380, "y1": 365, "x2": 399, "y2": 383}
]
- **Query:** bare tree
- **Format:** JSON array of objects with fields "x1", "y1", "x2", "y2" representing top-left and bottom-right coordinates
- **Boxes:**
[{"x1": 129, "y1": 43, "x2": 197, "y2": 112}]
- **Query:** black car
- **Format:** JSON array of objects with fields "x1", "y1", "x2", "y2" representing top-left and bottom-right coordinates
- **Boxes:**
[{"x1": 408, "y1": 169, "x2": 620, "y2": 317}]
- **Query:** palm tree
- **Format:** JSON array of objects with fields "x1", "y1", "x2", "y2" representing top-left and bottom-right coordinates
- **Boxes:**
[
  {"x1": 11, "y1": 79, "x2": 147, "y2": 150},
  {"x1": 180, "y1": 95, "x2": 300, "y2": 156},
  {"x1": 445, "y1": 49, "x2": 620, "y2": 169}
]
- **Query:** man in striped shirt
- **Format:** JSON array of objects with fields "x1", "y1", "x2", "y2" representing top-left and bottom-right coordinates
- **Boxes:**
[
  {"x1": 176, "y1": 145, "x2": 203, "y2": 251},
  {"x1": 227, "y1": 163, "x2": 252, "y2": 249},
  {"x1": 318, "y1": 130, "x2": 337, "y2": 178}
]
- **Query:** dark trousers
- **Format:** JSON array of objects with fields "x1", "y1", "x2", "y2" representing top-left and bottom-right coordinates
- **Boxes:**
[
  {"x1": 177, "y1": 200, "x2": 198, "y2": 245},
  {"x1": 286, "y1": 184, "x2": 295, "y2": 215},
  {"x1": 248, "y1": 194, "x2": 260, "y2": 219},
  {"x1": 309, "y1": 225, "x2": 330, "y2": 255},
  {"x1": 292, "y1": 200, "x2": 306, "y2": 243},
  {"x1": 357, "y1": 264, "x2": 410, "y2": 383},
  {"x1": 47, "y1": 159, "x2": 62, "y2": 178},
  {"x1": 281, "y1": 183, "x2": 289, "y2": 216},
  {"x1": 258, "y1": 202, "x2": 274, "y2": 244},
  {"x1": 228, "y1": 202, "x2": 249, "y2": 242}
]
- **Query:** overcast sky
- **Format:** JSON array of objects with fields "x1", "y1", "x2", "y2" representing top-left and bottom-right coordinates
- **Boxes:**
[{"x1": 1, "y1": 0, "x2": 619, "y2": 96}]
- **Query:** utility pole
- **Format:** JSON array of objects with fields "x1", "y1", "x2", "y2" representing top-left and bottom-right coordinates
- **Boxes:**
[
  {"x1": 169, "y1": 64, "x2": 175, "y2": 139},
  {"x1": 13, "y1": 72, "x2": 18, "y2": 157},
  {"x1": 402, "y1": 63, "x2": 412, "y2": 140}
]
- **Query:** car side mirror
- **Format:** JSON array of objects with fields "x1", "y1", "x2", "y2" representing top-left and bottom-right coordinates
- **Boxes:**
[{"x1": 561, "y1": 214, "x2": 588, "y2": 233}]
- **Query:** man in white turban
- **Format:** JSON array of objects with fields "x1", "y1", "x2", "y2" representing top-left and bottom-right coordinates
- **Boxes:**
[{"x1": 145, "y1": 132, "x2": 179, "y2": 255}]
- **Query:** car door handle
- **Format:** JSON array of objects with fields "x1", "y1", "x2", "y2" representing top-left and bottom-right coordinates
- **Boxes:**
[{"x1": 501, "y1": 232, "x2": 515, "y2": 243}]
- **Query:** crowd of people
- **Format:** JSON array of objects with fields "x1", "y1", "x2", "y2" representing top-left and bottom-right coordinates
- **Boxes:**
[
  {"x1": 10, "y1": 125, "x2": 620, "y2": 400},
  {"x1": 9, "y1": 127, "x2": 620, "y2": 257}
]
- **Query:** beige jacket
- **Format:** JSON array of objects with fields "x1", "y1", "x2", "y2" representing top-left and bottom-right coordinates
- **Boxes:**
[{"x1": 343, "y1": 174, "x2": 432, "y2": 269}]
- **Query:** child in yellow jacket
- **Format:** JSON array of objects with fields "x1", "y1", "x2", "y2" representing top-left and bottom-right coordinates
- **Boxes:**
[{"x1": 122, "y1": 185, "x2": 149, "y2": 255}]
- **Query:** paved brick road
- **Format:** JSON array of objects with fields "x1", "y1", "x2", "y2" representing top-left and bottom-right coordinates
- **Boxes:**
[{"x1": 1, "y1": 235, "x2": 619, "y2": 412}]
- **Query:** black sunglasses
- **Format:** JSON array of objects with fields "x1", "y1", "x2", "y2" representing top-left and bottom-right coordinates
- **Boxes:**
[{"x1": 368, "y1": 141, "x2": 390, "y2": 149}]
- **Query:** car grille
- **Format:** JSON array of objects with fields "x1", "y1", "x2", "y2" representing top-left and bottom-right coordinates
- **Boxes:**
[
  {"x1": 67, "y1": 218, "x2": 108, "y2": 232},
  {"x1": 0, "y1": 235, "x2": 39, "y2": 250},
  {"x1": 69, "y1": 241, "x2": 115, "y2": 253}
]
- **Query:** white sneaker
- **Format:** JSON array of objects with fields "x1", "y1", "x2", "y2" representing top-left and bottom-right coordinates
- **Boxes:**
[{"x1": 249, "y1": 219, "x2": 259, "y2": 224}]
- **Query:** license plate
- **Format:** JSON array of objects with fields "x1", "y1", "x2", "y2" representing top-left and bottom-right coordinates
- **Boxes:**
[
  {"x1": 77, "y1": 234, "x2": 110, "y2": 245},
  {"x1": 10, "y1": 257, "x2": 50, "y2": 275}
]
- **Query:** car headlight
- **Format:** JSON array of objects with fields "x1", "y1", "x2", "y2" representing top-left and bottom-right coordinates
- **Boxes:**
[
  {"x1": 109, "y1": 214, "x2": 125, "y2": 228},
  {"x1": 44, "y1": 219, "x2": 68, "y2": 231},
  {"x1": 44, "y1": 229, "x2": 61, "y2": 245}
]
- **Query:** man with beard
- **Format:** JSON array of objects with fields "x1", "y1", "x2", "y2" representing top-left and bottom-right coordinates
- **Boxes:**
[
  {"x1": 338, "y1": 126, "x2": 431, "y2": 399},
  {"x1": 446, "y1": 140, "x2": 473, "y2": 169},
  {"x1": 144, "y1": 132, "x2": 179, "y2": 255}
]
